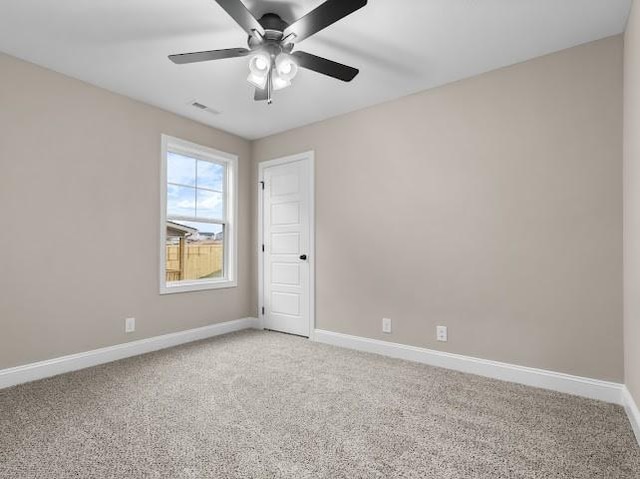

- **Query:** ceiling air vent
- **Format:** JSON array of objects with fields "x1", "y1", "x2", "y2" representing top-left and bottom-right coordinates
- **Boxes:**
[{"x1": 188, "y1": 100, "x2": 220, "y2": 115}]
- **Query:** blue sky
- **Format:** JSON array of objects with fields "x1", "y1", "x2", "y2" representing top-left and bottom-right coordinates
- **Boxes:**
[{"x1": 167, "y1": 152, "x2": 225, "y2": 221}]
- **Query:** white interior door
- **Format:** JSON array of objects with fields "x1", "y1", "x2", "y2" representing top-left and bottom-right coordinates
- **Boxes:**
[{"x1": 261, "y1": 156, "x2": 312, "y2": 337}]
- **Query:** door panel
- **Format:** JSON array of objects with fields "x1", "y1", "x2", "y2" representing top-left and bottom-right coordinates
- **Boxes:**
[
  {"x1": 272, "y1": 263, "x2": 300, "y2": 285},
  {"x1": 271, "y1": 292, "x2": 300, "y2": 315},
  {"x1": 272, "y1": 202, "x2": 300, "y2": 225},
  {"x1": 271, "y1": 233, "x2": 299, "y2": 254},
  {"x1": 262, "y1": 158, "x2": 311, "y2": 337}
]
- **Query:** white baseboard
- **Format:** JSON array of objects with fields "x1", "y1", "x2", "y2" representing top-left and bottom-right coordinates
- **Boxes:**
[
  {"x1": 0, "y1": 317, "x2": 259, "y2": 390},
  {"x1": 623, "y1": 386, "x2": 640, "y2": 446},
  {"x1": 313, "y1": 329, "x2": 624, "y2": 405}
]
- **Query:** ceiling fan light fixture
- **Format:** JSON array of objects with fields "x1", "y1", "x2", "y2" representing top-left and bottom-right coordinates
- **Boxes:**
[
  {"x1": 275, "y1": 53, "x2": 298, "y2": 81},
  {"x1": 247, "y1": 51, "x2": 271, "y2": 89},
  {"x1": 247, "y1": 71, "x2": 268, "y2": 89},
  {"x1": 248, "y1": 52, "x2": 270, "y2": 76},
  {"x1": 272, "y1": 74, "x2": 291, "y2": 91}
]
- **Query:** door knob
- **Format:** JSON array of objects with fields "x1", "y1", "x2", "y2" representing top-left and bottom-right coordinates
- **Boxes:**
[{"x1": 299, "y1": 254, "x2": 307, "y2": 260}]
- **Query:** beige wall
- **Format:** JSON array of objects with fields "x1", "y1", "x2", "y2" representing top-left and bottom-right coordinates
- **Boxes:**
[
  {"x1": 0, "y1": 52, "x2": 253, "y2": 370},
  {"x1": 0, "y1": 35, "x2": 626, "y2": 383},
  {"x1": 253, "y1": 36, "x2": 624, "y2": 382},
  {"x1": 624, "y1": 1, "x2": 640, "y2": 405}
]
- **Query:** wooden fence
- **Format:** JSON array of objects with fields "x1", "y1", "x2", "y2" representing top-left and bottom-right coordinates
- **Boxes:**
[{"x1": 166, "y1": 242, "x2": 223, "y2": 282}]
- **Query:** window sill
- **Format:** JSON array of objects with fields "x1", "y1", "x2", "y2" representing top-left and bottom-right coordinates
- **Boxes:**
[{"x1": 160, "y1": 279, "x2": 237, "y2": 295}]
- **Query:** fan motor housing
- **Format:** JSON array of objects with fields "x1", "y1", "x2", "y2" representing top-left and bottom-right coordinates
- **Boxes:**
[
  {"x1": 248, "y1": 13, "x2": 289, "y2": 49},
  {"x1": 259, "y1": 13, "x2": 288, "y2": 33}
]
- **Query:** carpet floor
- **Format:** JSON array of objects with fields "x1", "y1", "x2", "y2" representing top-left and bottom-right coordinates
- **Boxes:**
[{"x1": 0, "y1": 330, "x2": 639, "y2": 478}]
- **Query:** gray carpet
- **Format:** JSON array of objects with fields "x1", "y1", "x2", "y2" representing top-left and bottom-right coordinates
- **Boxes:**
[{"x1": 1, "y1": 330, "x2": 638, "y2": 478}]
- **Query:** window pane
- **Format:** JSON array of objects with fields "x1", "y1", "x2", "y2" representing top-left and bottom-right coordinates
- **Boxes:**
[
  {"x1": 167, "y1": 184, "x2": 196, "y2": 218},
  {"x1": 197, "y1": 160, "x2": 224, "y2": 192},
  {"x1": 196, "y1": 189, "x2": 223, "y2": 220},
  {"x1": 168, "y1": 152, "x2": 196, "y2": 186},
  {"x1": 165, "y1": 221, "x2": 224, "y2": 283}
]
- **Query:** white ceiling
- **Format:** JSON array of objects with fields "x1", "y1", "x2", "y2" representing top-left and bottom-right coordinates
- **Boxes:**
[{"x1": 0, "y1": 0, "x2": 632, "y2": 139}]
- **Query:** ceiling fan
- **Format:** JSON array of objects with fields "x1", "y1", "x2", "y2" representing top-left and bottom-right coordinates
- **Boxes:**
[{"x1": 169, "y1": 0, "x2": 368, "y2": 104}]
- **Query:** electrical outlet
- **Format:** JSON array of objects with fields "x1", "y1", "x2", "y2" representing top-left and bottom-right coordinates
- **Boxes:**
[
  {"x1": 382, "y1": 317, "x2": 392, "y2": 334},
  {"x1": 436, "y1": 325, "x2": 448, "y2": 342},
  {"x1": 125, "y1": 317, "x2": 136, "y2": 333}
]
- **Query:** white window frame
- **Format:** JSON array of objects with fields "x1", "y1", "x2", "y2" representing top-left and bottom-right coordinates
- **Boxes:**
[{"x1": 159, "y1": 134, "x2": 238, "y2": 294}]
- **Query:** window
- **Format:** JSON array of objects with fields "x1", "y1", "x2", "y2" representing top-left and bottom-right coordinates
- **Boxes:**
[{"x1": 160, "y1": 135, "x2": 237, "y2": 294}]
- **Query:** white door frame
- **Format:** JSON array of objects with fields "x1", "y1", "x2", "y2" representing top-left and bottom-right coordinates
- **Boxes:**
[{"x1": 258, "y1": 151, "x2": 315, "y2": 339}]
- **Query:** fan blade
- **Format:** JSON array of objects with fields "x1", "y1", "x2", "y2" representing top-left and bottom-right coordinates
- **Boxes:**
[
  {"x1": 169, "y1": 48, "x2": 250, "y2": 64},
  {"x1": 292, "y1": 51, "x2": 359, "y2": 82},
  {"x1": 214, "y1": 0, "x2": 264, "y2": 36},
  {"x1": 254, "y1": 88, "x2": 268, "y2": 101},
  {"x1": 283, "y1": 0, "x2": 367, "y2": 43}
]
